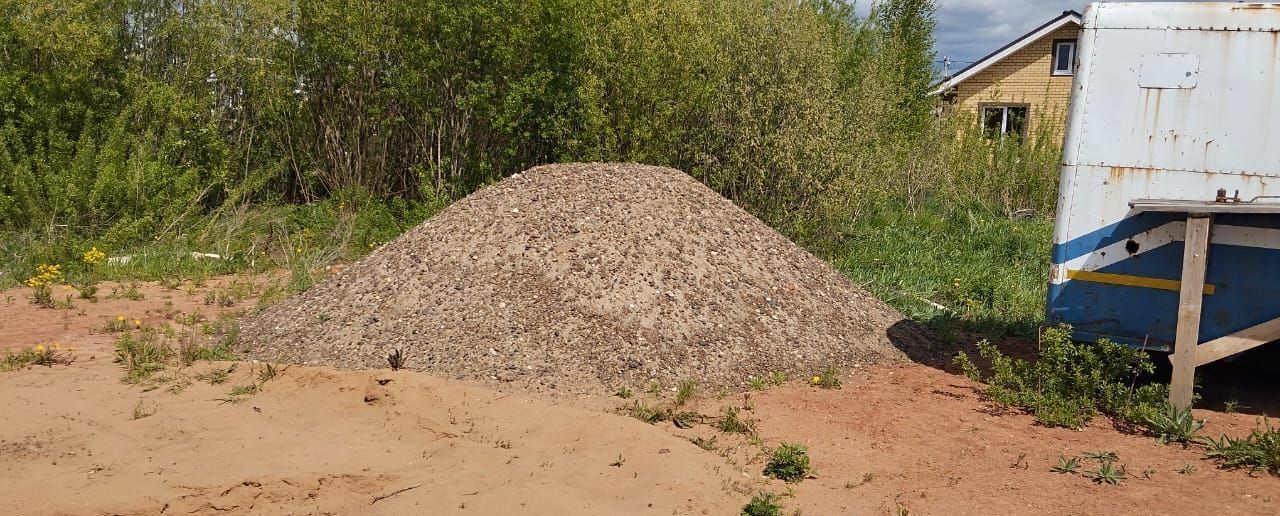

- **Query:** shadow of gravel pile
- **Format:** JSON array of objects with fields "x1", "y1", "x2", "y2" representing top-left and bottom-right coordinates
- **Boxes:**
[{"x1": 241, "y1": 163, "x2": 932, "y2": 393}]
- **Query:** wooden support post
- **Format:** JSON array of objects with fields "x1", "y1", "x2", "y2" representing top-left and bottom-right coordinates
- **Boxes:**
[{"x1": 1169, "y1": 215, "x2": 1212, "y2": 410}]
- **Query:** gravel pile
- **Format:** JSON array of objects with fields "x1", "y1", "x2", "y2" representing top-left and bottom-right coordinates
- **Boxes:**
[{"x1": 241, "y1": 163, "x2": 932, "y2": 393}]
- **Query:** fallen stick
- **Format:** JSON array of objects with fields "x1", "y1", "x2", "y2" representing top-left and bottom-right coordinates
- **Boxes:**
[{"x1": 371, "y1": 483, "x2": 423, "y2": 504}]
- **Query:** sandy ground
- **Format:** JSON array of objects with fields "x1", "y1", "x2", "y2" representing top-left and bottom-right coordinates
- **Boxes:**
[{"x1": 2, "y1": 279, "x2": 1278, "y2": 515}]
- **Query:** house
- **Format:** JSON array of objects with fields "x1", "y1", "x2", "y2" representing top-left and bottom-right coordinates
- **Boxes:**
[{"x1": 933, "y1": 10, "x2": 1082, "y2": 141}]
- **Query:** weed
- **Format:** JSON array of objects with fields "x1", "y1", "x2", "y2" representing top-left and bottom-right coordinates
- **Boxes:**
[
  {"x1": 1202, "y1": 419, "x2": 1280, "y2": 475},
  {"x1": 110, "y1": 284, "x2": 145, "y2": 301},
  {"x1": 609, "y1": 454, "x2": 626, "y2": 467},
  {"x1": 1083, "y1": 451, "x2": 1119, "y2": 463},
  {"x1": 228, "y1": 384, "x2": 259, "y2": 397},
  {"x1": 1083, "y1": 460, "x2": 1127, "y2": 485},
  {"x1": 1224, "y1": 399, "x2": 1243, "y2": 414},
  {"x1": 114, "y1": 331, "x2": 174, "y2": 383},
  {"x1": 1051, "y1": 456, "x2": 1080, "y2": 474},
  {"x1": 1009, "y1": 452, "x2": 1028, "y2": 469},
  {"x1": 131, "y1": 400, "x2": 155, "y2": 420},
  {"x1": 748, "y1": 376, "x2": 768, "y2": 391},
  {"x1": 672, "y1": 411, "x2": 703, "y2": 429},
  {"x1": 614, "y1": 386, "x2": 633, "y2": 399},
  {"x1": 1143, "y1": 402, "x2": 1205, "y2": 446},
  {"x1": 178, "y1": 339, "x2": 235, "y2": 365},
  {"x1": 623, "y1": 401, "x2": 671, "y2": 424},
  {"x1": 689, "y1": 436, "x2": 718, "y2": 451},
  {"x1": 1141, "y1": 467, "x2": 1157, "y2": 480},
  {"x1": 741, "y1": 492, "x2": 783, "y2": 516},
  {"x1": 810, "y1": 366, "x2": 841, "y2": 389},
  {"x1": 203, "y1": 291, "x2": 216, "y2": 305},
  {"x1": 387, "y1": 348, "x2": 406, "y2": 371},
  {"x1": 763, "y1": 442, "x2": 811, "y2": 483},
  {"x1": 768, "y1": 371, "x2": 787, "y2": 386},
  {"x1": 676, "y1": 379, "x2": 697, "y2": 406},
  {"x1": 953, "y1": 325, "x2": 1167, "y2": 428},
  {"x1": 196, "y1": 364, "x2": 236, "y2": 385},
  {"x1": 106, "y1": 315, "x2": 130, "y2": 332},
  {"x1": 257, "y1": 363, "x2": 279, "y2": 384},
  {"x1": 646, "y1": 381, "x2": 663, "y2": 397},
  {"x1": 1175, "y1": 463, "x2": 1196, "y2": 475},
  {"x1": 715, "y1": 406, "x2": 756, "y2": 435},
  {"x1": 2, "y1": 343, "x2": 72, "y2": 371}
]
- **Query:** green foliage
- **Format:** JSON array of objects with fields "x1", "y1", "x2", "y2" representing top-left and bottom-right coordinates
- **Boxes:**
[
  {"x1": 811, "y1": 366, "x2": 842, "y2": 389},
  {"x1": 113, "y1": 330, "x2": 175, "y2": 383},
  {"x1": 1203, "y1": 419, "x2": 1280, "y2": 475},
  {"x1": 763, "y1": 442, "x2": 812, "y2": 482},
  {"x1": 1051, "y1": 456, "x2": 1080, "y2": 474},
  {"x1": 741, "y1": 492, "x2": 784, "y2": 516},
  {"x1": 1083, "y1": 460, "x2": 1127, "y2": 485},
  {"x1": 675, "y1": 379, "x2": 697, "y2": 406},
  {"x1": 954, "y1": 325, "x2": 1167, "y2": 428},
  {"x1": 715, "y1": 406, "x2": 756, "y2": 435},
  {"x1": 1143, "y1": 402, "x2": 1206, "y2": 446},
  {"x1": 623, "y1": 400, "x2": 672, "y2": 425}
]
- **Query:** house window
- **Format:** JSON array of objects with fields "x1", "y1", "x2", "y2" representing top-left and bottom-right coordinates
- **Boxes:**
[
  {"x1": 1052, "y1": 40, "x2": 1076, "y2": 76},
  {"x1": 980, "y1": 104, "x2": 1028, "y2": 139}
]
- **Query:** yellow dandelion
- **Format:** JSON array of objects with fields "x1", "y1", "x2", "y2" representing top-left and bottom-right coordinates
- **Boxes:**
[
  {"x1": 134, "y1": 319, "x2": 142, "y2": 327},
  {"x1": 116, "y1": 315, "x2": 125, "y2": 322},
  {"x1": 35, "y1": 344, "x2": 45, "y2": 352},
  {"x1": 811, "y1": 375, "x2": 822, "y2": 385}
]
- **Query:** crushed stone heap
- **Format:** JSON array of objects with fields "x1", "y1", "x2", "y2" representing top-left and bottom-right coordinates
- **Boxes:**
[{"x1": 241, "y1": 163, "x2": 932, "y2": 393}]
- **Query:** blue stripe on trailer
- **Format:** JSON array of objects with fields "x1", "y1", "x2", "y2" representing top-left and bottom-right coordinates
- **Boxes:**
[
  {"x1": 1048, "y1": 240, "x2": 1280, "y2": 350},
  {"x1": 1051, "y1": 212, "x2": 1181, "y2": 263}
]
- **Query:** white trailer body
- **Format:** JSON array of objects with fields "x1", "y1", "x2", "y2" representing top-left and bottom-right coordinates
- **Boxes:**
[{"x1": 1049, "y1": 2, "x2": 1280, "y2": 405}]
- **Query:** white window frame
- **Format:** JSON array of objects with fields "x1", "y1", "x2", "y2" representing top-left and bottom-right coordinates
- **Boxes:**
[
  {"x1": 1052, "y1": 40, "x2": 1077, "y2": 76},
  {"x1": 979, "y1": 104, "x2": 1029, "y2": 139}
]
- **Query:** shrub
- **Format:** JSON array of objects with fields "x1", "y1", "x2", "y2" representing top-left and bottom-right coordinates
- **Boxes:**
[
  {"x1": 763, "y1": 442, "x2": 811, "y2": 482},
  {"x1": 741, "y1": 492, "x2": 784, "y2": 516},
  {"x1": 953, "y1": 325, "x2": 1166, "y2": 428}
]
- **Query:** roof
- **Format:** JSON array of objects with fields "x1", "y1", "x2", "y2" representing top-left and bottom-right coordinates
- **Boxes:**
[{"x1": 931, "y1": 10, "x2": 1082, "y2": 95}]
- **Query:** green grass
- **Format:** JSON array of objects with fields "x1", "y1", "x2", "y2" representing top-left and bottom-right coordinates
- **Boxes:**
[
  {"x1": 822, "y1": 202, "x2": 1052, "y2": 339},
  {"x1": 741, "y1": 492, "x2": 784, "y2": 516},
  {"x1": 763, "y1": 442, "x2": 812, "y2": 483}
]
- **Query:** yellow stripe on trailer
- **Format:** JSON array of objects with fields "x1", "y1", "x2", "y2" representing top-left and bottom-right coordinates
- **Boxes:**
[{"x1": 1066, "y1": 269, "x2": 1216, "y2": 296}]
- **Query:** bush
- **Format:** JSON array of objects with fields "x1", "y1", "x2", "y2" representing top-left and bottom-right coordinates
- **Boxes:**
[
  {"x1": 741, "y1": 492, "x2": 784, "y2": 516},
  {"x1": 953, "y1": 325, "x2": 1167, "y2": 428},
  {"x1": 763, "y1": 442, "x2": 811, "y2": 482}
]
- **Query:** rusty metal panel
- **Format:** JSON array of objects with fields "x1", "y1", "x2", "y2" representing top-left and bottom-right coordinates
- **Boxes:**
[{"x1": 1050, "y1": 3, "x2": 1280, "y2": 350}]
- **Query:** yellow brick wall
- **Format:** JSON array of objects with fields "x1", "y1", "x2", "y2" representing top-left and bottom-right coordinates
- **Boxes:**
[{"x1": 947, "y1": 24, "x2": 1081, "y2": 140}]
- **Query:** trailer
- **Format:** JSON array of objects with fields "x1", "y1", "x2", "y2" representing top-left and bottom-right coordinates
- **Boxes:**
[{"x1": 1047, "y1": 2, "x2": 1280, "y2": 408}]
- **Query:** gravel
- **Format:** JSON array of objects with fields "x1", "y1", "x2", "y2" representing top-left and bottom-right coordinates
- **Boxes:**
[{"x1": 241, "y1": 163, "x2": 932, "y2": 393}]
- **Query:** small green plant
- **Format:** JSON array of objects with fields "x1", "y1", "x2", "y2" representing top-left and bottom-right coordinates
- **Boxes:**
[
  {"x1": 952, "y1": 325, "x2": 1167, "y2": 428},
  {"x1": 715, "y1": 406, "x2": 756, "y2": 435},
  {"x1": 609, "y1": 454, "x2": 626, "y2": 467},
  {"x1": 614, "y1": 386, "x2": 633, "y2": 399},
  {"x1": 387, "y1": 348, "x2": 406, "y2": 371},
  {"x1": 1051, "y1": 456, "x2": 1080, "y2": 474},
  {"x1": 1083, "y1": 460, "x2": 1127, "y2": 485},
  {"x1": 1202, "y1": 419, "x2": 1280, "y2": 475},
  {"x1": 114, "y1": 331, "x2": 174, "y2": 383},
  {"x1": 1223, "y1": 399, "x2": 1244, "y2": 414},
  {"x1": 1083, "y1": 450, "x2": 1119, "y2": 463},
  {"x1": 646, "y1": 381, "x2": 663, "y2": 396},
  {"x1": 748, "y1": 376, "x2": 768, "y2": 391},
  {"x1": 672, "y1": 410, "x2": 703, "y2": 429},
  {"x1": 810, "y1": 366, "x2": 841, "y2": 389},
  {"x1": 741, "y1": 492, "x2": 783, "y2": 516},
  {"x1": 196, "y1": 364, "x2": 236, "y2": 385},
  {"x1": 676, "y1": 379, "x2": 697, "y2": 406},
  {"x1": 2, "y1": 343, "x2": 72, "y2": 371},
  {"x1": 1143, "y1": 402, "x2": 1205, "y2": 446},
  {"x1": 257, "y1": 363, "x2": 279, "y2": 384},
  {"x1": 689, "y1": 435, "x2": 718, "y2": 451},
  {"x1": 229, "y1": 384, "x2": 259, "y2": 397},
  {"x1": 1175, "y1": 463, "x2": 1196, "y2": 475},
  {"x1": 763, "y1": 442, "x2": 811, "y2": 483},
  {"x1": 623, "y1": 400, "x2": 671, "y2": 424},
  {"x1": 768, "y1": 371, "x2": 787, "y2": 386}
]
